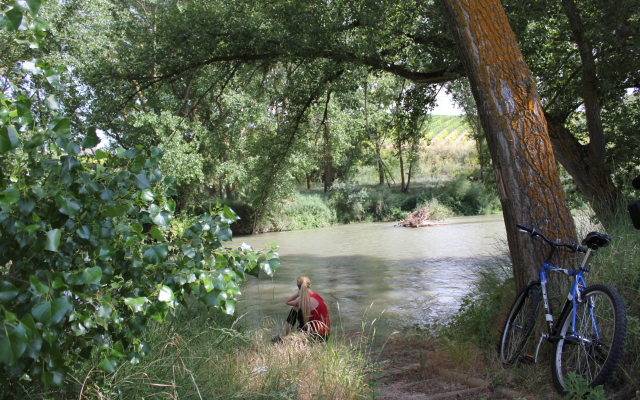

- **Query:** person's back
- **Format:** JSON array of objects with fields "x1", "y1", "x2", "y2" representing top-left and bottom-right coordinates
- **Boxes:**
[
  {"x1": 307, "y1": 292, "x2": 330, "y2": 337},
  {"x1": 273, "y1": 276, "x2": 330, "y2": 342}
]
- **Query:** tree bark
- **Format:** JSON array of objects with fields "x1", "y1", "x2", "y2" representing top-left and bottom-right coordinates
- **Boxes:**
[{"x1": 439, "y1": 0, "x2": 578, "y2": 290}]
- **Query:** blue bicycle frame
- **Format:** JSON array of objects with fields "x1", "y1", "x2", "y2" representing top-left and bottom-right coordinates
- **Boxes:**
[{"x1": 533, "y1": 245, "x2": 596, "y2": 361}]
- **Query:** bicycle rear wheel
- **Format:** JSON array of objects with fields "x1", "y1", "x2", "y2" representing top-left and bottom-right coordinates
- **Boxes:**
[
  {"x1": 499, "y1": 282, "x2": 540, "y2": 367},
  {"x1": 551, "y1": 284, "x2": 627, "y2": 394}
]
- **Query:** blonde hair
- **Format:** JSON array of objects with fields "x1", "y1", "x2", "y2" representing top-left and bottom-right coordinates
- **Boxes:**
[{"x1": 297, "y1": 276, "x2": 312, "y2": 324}]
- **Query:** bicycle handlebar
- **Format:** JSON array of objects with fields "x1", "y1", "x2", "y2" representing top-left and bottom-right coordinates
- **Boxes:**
[{"x1": 516, "y1": 224, "x2": 587, "y2": 253}]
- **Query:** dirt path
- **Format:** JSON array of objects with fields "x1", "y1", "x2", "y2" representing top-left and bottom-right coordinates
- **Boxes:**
[{"x1": 372, "y1": 337, "x2": 538, "y2": 400}]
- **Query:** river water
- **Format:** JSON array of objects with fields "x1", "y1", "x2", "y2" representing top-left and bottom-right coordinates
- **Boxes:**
[{"x1": 233, "y1": 214, "x2": 508, "y2": 336}]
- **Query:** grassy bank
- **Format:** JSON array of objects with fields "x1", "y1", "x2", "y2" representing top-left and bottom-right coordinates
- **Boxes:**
[{"x1": 11, "y1": 298, "x2": 378, "y2": 399}]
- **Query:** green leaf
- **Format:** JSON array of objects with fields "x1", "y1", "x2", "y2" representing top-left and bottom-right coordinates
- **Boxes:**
[
  {"x1": 157, "y1": 285, "x2": 174, "y2": 302},
  {"x1": 60, "y1": 155, "x2": 81, "y2": 172},
  {"x1": 56, "y1": 196, "x2": 81, "y2": 216},
  {"x1": 45, "y1": 94, "x2": 59, "y2": 110},
  {"x1": 25, "y1": 0, "x2": 43, "y2": 17},
  {"x1": 82, "y1": 267, "x2": 102, "y2": 285},
  {"x1": 202, "y1": 290, "x2": 219, "y2": 307},
  {"x1": 0, "y1": 185, "x2": 20, "y2": 205},
  {"x1": 95, "y1": 149, "x2": 109, "y2": 160},
  {"x1": 81, "y1": 127, "x2": 101, "y2": 149},
  {"x1": 165, "y1": 199, "x2": 176, "y2": 212},
  {"x1": 49, "y1": 117, "x2": 71, "y2": 137},
  {"x1": 146, "y1": 301, "x2": 168, "y2": 322},
  {"x1": 21, "y1": 60, "x2": 42, "y2": 75},
  {"x1": 0, "y1": 281, "x2": 19, "y2": 303},
  {"x1": 217, "y1": 226, "x2": 232, "y2": 242},
  {"x1": 133, "y1": 172, "x2": 151, "y2": 190},
  {"x1": 2, "y1": 305, "x2": 18, "y2": 322},
  {"x1": 152, "y1": 211, "x2": 171, "y2": 227},
  {"x1": 140, "y1": 189, "x2": 154, "y2": 202},
  {"x1": 17, "y1": 197, "x2": 35, "y2": 214},
  {"x1": 2, "y1": 7, "x2": 23, "y2": 31},
  {"x1": 102, "y1": 205, "x2": 128, "y2": 218},
  {"x1": 142, "y1": 244, "x2": 168, "y2": 264},
  {"x1": 260, "y1": 259, "x2": 280, "y2": 276},
  {"x1": 224, "y1": 299, "x2": 236, "y2": 315},
  {"x1": 46, "y1": 73, "x2": 62, "y2": 91},
  {"x1": 0, "y1": 323, "x2": 28, "y2": 366},
  {"x1": 97, "y1": 355, "x2": 118, "y2": 373},
  {"x1": 30, "y1": 275, "x2": 49, "y2": 295},
  {"x1": 0, "y1": 125, "x2": 20, "y2": 154},
  {"x1": 42, "y1": 367, "x2": 67, "y2": 387},
  {"x1": 44, "y1": 229, "x2": 61, "y2": 252},
  {"x1": 76, "y1": 225, "x2": 91, "y2": 239},
  {"x1": 31, "y1": 297, "x2": 71, "y2": 326},
  {"x1": 124, "y1": 297, "x2": 148, "y2": 312},
  {"x1": 149, "y1": 226, "x2": 165, "y2": 241}
]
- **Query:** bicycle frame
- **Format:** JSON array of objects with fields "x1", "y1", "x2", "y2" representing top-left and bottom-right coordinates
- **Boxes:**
[{"x1": 531, "y1": 245, "x2": 596, "y2": 361}]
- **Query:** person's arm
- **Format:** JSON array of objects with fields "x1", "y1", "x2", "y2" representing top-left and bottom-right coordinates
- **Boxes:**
[{"x1": 285, "y1": 292, "x2": 299, "y2": 306}]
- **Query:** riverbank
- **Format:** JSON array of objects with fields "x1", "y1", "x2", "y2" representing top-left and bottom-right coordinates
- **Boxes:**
[{"x1": 208, "y1": 178, "x2": 501, "y2": 235}]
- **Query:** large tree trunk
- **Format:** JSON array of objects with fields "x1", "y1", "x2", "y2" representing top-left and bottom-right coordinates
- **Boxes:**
[{"x1": 440, "y1": 0, "x2": 578, "y2": 290}]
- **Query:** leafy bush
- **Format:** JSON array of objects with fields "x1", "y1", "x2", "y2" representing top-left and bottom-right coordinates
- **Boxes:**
[
  {"x1": 0, "y1": 3, "x2": 279, "y2": 389},
  {"x1": 271, "y1": 193, "x2": 336, "y2": 231},
  {"x1": 329, "y1": 180, "x2": 370, "y2": 223},
  {"x1": 431, "y1": 177, "x2": 499, "y2": 215}
]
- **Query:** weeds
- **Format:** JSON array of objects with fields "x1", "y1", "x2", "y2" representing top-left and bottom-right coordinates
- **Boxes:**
[{"x1": 41, "y1": 298, "x2": 377, "y2": 400}]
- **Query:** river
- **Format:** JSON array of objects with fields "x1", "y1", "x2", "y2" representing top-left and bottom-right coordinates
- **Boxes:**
[{"x1": 233, "y1": 214, "x2": 508, "y2": 336}]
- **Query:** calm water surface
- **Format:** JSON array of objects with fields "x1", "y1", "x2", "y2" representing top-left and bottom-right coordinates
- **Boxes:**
[{"x1": 233, "y1": 214, "x2": 507, "y2": 335}]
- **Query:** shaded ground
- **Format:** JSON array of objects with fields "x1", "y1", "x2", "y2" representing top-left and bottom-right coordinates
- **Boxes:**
[
  {"x1": 370, "y1": 334, "x2": 639, "y2": 400},
  {"x1": 372, "y1": 336, "x2": 526, "y2": 399}
]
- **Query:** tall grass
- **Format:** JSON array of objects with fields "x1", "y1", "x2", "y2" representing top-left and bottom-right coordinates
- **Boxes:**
[{"x1": 60, "y1": 298, "x2": 376, "y2": 400}]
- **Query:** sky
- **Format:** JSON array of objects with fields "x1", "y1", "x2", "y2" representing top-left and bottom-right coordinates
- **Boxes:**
[{"x1": 432, "y1": 89, "x2": 464, "y2": 116}]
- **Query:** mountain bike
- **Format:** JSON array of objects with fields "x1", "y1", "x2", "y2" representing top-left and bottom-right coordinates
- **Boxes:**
[{"x1": 498, "y1": 224, "x2": 627, "y2": 394}]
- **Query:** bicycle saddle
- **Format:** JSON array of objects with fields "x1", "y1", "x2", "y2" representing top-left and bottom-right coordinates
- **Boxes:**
[{"x1": 581, "y1": 232, "x2": 611, "y2": 250}]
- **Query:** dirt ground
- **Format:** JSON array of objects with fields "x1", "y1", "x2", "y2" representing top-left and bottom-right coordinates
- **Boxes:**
[{"x1": 370, "y1": 334, "x2": 638, "y2": 400}]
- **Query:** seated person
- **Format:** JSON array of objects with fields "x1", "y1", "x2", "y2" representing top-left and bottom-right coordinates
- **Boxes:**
[{"x1": 273, "y1": 276, "x2": 330, "y2": 342}]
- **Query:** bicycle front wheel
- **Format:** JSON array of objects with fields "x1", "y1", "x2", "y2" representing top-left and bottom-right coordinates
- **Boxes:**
[
  {"x1": 551, "y1": 284, "x2": 627, "y2": 394},
  {"x1": 499, "y1": 282, "x2": 540, "y2": 367}
]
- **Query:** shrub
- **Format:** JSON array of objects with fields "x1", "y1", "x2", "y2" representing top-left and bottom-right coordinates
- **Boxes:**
[
  {"x1": 431, "y1": 177, "x2": 499, "y2": 215},
  {"x1": 329, "y1": 180, "x2": 370, "y2": 223},
  {"x1": 271, "y1": 193, "x2": 336, "y2": 230}
]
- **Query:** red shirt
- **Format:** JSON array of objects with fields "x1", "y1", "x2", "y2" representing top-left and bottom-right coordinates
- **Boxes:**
[{"x1": 308, "y1": 293, "x2": 330, "y2": 336}]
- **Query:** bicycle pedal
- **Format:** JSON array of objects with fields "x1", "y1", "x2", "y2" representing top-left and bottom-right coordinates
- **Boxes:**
[{"x1": 518, "y1": 354, "x2": 536, "y2": 365}]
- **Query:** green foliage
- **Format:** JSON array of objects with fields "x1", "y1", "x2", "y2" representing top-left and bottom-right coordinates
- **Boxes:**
[
  {"x1": 563, "y1": 372, "x2": 605, "y2": 400},
  {"x1": 270, "y1": 193, "x2": 336, "y2": 231},
  {"x1": 329, "y1": 180, "x2": 370, "y2": 223},
  {"x1": 430, "y1": 178, "x2": 500, "y2": 216},
  {"x1": 0, "y1": 3, "x2": 279, "y2": 388},
  {"x1": 603, "y1": 93, "x2": 640, "y2": 197}
]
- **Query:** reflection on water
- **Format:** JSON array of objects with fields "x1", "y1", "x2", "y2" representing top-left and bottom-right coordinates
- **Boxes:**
[{"x1": 232, "y1": 214, "x2": 507, "y2": 335}]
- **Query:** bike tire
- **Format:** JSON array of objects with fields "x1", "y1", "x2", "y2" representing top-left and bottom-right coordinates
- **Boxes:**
[
  {"x1": 499, "y1": 282, "x2": 541, "y2": 367},
  {"x1": 551, "y1": 284, "x2": 627, "y2": 394}
]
